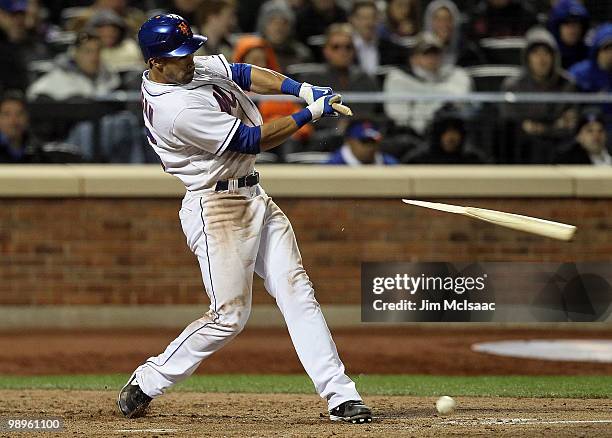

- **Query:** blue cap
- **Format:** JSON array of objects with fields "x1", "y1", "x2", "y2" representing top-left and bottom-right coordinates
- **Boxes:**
[
  {"x1": 138, "y1": 14, "x2": 207, "y2": 61},
  {"x1": 346, "y1": 121, "x2": 383, "y2": 142}
]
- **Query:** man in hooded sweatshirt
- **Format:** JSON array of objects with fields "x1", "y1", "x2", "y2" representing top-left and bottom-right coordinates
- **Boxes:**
[
  {"x1": 547, "y1": 0, "x2": 590, "y2": 70},
  {"x1": 423, "y1": 0, "x2": 485, "y2": 68},
  {"x1": 402, "y1": 110, "x2": 485, "y2": 164},
  {"x1": 502, "y1": 27, "x2": 577, "y2": 163},
  {"x1": 569, "y1": 23, "x2": 612, "y2": 131}
]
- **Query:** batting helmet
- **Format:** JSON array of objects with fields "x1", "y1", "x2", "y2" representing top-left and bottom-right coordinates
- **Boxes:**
[{"x1": 138, "y1": 14, "x2": 207, "y2": 62}]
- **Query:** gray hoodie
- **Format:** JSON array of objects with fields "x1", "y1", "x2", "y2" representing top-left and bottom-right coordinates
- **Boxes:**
[{"x1": 502, "y1": 27, "x2": 575, "y2": 123}]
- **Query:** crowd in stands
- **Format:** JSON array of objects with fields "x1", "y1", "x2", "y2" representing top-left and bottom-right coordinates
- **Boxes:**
[{"x1": 0, "y1": 0, "x2": 610, "y2": 165}]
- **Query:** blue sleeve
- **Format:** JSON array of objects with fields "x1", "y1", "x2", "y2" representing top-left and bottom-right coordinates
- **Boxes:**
[
  {"x1": 227, "y1": 122, "x2": 261, "y2": 154},
  {"x1": 229, "y1": 63, "x2": 252, "y2": 91}
]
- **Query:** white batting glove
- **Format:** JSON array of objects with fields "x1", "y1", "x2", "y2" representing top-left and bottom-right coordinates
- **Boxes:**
[
  {"x1": 306, "y1": 94, "x2": 342, "y2": 121},
  {"x1": 299, "y1": 83, "x2": 334, "y2": 106}
]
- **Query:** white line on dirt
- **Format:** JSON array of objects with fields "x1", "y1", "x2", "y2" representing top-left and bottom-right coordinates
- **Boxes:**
[
  {"x1": 115, "y1": 429, "x2": 180, "y2": 433},
  {"x1": 442, "y1": 418, "x2": 612, "y2": 426}
]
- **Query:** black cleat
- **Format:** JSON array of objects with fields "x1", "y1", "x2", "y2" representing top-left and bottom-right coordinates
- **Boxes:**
[
  {"x1": 117, "y1": 376, "x2": 152, "y2": 418},
  {"x1": 329, "y1": 400, "x2": 372, "y2": 424}
]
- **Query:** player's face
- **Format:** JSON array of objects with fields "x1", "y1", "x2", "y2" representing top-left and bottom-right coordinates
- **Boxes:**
[{"x1": 154, "y1": 54, "x2": 196, "y2": 84}]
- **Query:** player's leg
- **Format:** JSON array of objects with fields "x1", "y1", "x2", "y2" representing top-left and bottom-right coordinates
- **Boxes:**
[
  {"x1": 254, "y1": 196, "x2": 369, "y2": 421},
  {"x1": 120, "y1": 191, "x2": 265, "y2": 415}
]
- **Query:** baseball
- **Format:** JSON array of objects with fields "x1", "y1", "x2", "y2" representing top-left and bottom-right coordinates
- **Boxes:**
[{"x1": 435, "y1": 396, "x2": 457, "y2": 415}]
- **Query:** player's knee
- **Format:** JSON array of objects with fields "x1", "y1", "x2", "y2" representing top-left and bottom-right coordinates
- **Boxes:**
[{"x1": 215, "y1": 299, "x2": 251, "y2": 332}]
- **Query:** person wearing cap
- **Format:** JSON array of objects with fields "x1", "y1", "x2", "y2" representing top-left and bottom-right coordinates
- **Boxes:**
[
  {"x1": 547, "y1": 0, "x2": 590, "y2": 70},
  {"x1": 327, "y1": 119, "x2": 398, "y2": 165},
  {"x1": 554, "y1": 110, "x2": 610, "y2": 165},
  {"x1": 84, "y1": 10, "x2": 143, "y2": 73},
  {"x1": 383, "y1": 31, "x2": 472, "y2": 136}
]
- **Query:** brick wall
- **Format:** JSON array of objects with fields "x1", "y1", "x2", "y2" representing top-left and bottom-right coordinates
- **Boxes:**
[{"x1": 1, "y1": 198, "x2": 611, "y2": 305}]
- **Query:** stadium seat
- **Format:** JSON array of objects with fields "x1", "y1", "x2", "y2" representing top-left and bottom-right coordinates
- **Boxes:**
[
  {"x1": 465, "y1": 65, "x2": 521, "y2": 92},
  {"x1": 284, "y1": 152, "x2": 331, "y2": 164},
  {"x1": 479, "y1": 37, "x2": 526, "y2": 65}
]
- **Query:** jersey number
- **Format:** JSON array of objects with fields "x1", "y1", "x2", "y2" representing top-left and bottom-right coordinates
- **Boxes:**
[{"x1": 141, "y1": 94, "x2": 157, "y2": 145}]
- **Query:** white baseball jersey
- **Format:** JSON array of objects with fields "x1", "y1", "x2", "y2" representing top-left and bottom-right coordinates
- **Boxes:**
[
  {"x1": 141, "y1": 54, "x2": 263, "y2": 191},
  {"x1": 129, "y1": 53, "x2": 363, "y2": 412}
]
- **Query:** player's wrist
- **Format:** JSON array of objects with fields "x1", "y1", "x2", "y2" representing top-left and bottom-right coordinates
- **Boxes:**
[
  {"x1": 281, "y1": 78, "x2": 302, "y2": 97},
  {"x1": 291, "y1": 108, "x2": 313, "y2": 128}
]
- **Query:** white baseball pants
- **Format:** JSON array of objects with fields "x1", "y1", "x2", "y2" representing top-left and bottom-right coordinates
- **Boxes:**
[{"x1": 133, "y1": 185, "x2": 361, "y2": 409}]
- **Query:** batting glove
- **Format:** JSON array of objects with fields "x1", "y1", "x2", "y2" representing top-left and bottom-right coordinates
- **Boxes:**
[
  {"x1": 307, "y1": 94, "x2": 342, "y2": 121},
  {"x1": 299, "y1": 82, "x2": 334, "y2": 105}
]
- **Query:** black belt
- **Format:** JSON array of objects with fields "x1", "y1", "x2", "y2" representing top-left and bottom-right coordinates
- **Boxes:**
[{"x1": 215, "y1": 172, "x2": 259, "y2": 191}]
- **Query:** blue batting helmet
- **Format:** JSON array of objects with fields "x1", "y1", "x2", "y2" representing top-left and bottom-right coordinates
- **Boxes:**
[{"x1": 138, "y1": 14, "x2": 207, "y2": 62}]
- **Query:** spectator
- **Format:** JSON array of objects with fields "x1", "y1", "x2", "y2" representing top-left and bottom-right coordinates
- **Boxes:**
[
  {"x1": 300, "y1": 23, "x2": 380, "y2": 120},
  {"x1": 296, "y1": 0, "x2": 347, "y2": 46},
  {"x1": 0, "y1": 0, "x2": 30, "y2": 92},
  {"x1": 383, "y1": 32, "x2": 472, "y2": 135},
  {"x1": 64, "y1": 0, "x2": 146, "y2": 36},
  {"x1": 569, "y1": 23, "x2": 612, "y2": 128},
  {"x1": 378, "y1": 0, "x2": 420, "y2": 39},
  {"x1": 468, "y1": 0, "x2": 538, "y2": 40},
  {"x1": 502, "y1": 27, "x2": 577, "y2": 163},
  {"x1": 0, "y1": 90, "x2": 43, "y2": 162},
  {"x1": 233, "y1": 35, "x2": 313, "y2": 152},
  {"x1": 349, "y1": 0, "x2": 408, "y2": 74},
  {"x1": 196, "y1": 0, "x2": 235, "y2": 60},
  {"x1": 84, "y1": 10, "x2": 143, "y2": 73},
  {"x1": 547, "y1": 0, "x2": 590, "y2": 70},
  {"x1": 27, "y1": 33, "x2": 140, "y2": 162},
  {"x1": 256, "y1": 0, "x2": 312, "y2": 73},
  {"x1": 555, "y1": 110, "x2": 610, "y2": 165},
  {"x1": 327, "y1": 119, "x2": 399, "y2": 165},
  {"x1": 403, "y1": 111, "x2": 485, "y2": 164},
  {"x1": 424, "y1": 0, "x2": 486, "y2": 67},
  {"x1": 28, "y1": 32, "x2": 120, "y2": 99}
]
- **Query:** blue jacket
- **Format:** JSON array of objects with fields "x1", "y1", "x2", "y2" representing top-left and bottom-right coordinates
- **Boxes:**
[
  {"x1": 547, "y1": 0, "x2": 590, "y2": 69},
  {"x1": 569, "y1": 23, "x2": 612, "y2": 93}
]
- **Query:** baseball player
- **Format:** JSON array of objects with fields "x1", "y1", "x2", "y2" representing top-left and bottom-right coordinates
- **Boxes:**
[{"x1": 117, "y1": 14, "x2": 372, "y2": 424}]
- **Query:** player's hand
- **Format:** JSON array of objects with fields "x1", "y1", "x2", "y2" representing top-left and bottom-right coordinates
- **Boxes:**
[
  {"x1": 306, "y1": 94, "x2": 342, "y2": 121},
  {"x1": 299, "y1": 83, "x2": 334, "y2": 105}
]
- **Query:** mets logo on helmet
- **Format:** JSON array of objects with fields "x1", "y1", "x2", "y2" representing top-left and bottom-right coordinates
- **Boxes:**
[{"x1": 178, "y1": 22, "x2": 190, "y2": 35}]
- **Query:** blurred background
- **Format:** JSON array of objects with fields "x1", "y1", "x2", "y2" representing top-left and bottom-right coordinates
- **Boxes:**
[{"x1": 0, "y1": 0, "x2": 610, "y2": 165}]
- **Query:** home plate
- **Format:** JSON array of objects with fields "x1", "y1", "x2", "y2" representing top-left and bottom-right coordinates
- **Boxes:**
[
  {"x1": 116, "y1": 429, "x2": 180, "y2": 433},
  {"x1": 471, "y1": 339, "x2": 612, "y2": 363}
]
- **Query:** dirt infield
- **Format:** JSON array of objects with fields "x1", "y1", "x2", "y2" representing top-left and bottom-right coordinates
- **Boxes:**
[
  {"x1": 1, "y1": 327, "x2": 611, "y2": 375},
  {"x1": 1, "y1": 390, "x2": 611, "y2": 437}
]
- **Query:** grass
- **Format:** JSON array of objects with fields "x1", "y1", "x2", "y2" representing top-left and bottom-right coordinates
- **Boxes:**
[{"x1": 0, "y1": 374, "x2": 611, "y2": 398}]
